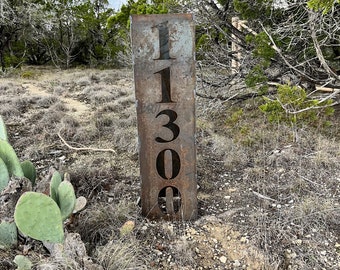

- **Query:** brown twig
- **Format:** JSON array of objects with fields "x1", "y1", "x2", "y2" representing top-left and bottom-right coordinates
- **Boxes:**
[{"x1": 57, "y1": 129, "x2": 116, "y2": 153}]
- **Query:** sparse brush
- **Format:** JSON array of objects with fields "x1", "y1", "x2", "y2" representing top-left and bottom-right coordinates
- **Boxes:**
[
  {"x1": 89, "y1": 90, "x2": 115, "y2": 105},
  {"x1": 77, "y1": 200, "x2": 136, "y2": 248},
  {"x1": 13, "y1": 97, "x2": 33, "y2": 113},
  {"x1": 40, "y1": 110, "x2": 65, "y2": 129},
  {"x1": 72, "y1": 125, "x2": 99, "y2": 142},
  {"x1": 0, "y1": 104, "x2": 20, "y2": 118},
  {"x1": 95, "y1": 237, "x2": 147, "y2": 270},
  {"x1": 100, "y1": 71, "x2": 125, "y2": 84},
  {"x1": 117, "y1": 95, "x2": 135, "y2": 108},
  {"x1": 79, "y1": 199, "x2": 136, "y2": 240},
  {"x1": 51, "y1": 102, "x2": 69, "y2": 113},
  {"x1": 248, "y1": 195, "x2": 340, "y2": 268},
  {"x1": 36, "y1": 95, "x2": 59, "y2": 108},
  {"x1": 60, "y1": 116, "x2": 80, "y2": 140},
  {"x1": 82, "y1": 85, "x2": 104, "y2": 96},
  {"x1": 52, "y1": 86, "x2": 66, "y2": 96},
  {"x1": 110, "y1": 125, "x2": 137, "y2": 153},
  {"x1": 94, "y1": 113, "x2": 116, "y2": 130},
  {"x1": 0, "y1": 82, "x2": 26, "y2": 96},
  {"x1": 98, "y1": 102, "x2": 121, "y2": 113},
  {"x1": 77, "y1": 203, "x2": 120, "y2": 246},
  {"x1": 76, "y1": 76, "x2": 91, "y2": 87},
  {"x1": 89, "y1": 73, "x2": 101, "y2": 83}
]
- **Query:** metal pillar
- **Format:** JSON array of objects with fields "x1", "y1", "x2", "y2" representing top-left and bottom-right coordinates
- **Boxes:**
[{"x1": 131, "y1": 14, "x2": 197, "y2": 220}]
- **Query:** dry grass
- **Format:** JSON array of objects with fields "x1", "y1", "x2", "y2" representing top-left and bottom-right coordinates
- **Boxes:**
[
  {"x1": 196, "y1": 96, "x2": 340, "y2": 268},
  {"x1": 0, "y1": 67, "x2": 339, "y2": 269},
  {"x1": 78, "y1": 203, "x2": 124, "y2": 246},
  {"x1": 95, "y1": 237, "x2": 147, "y2": 270}
]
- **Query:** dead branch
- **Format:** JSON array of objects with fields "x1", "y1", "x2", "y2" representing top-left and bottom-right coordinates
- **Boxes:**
[
  {"x1": 57, "y1": 129, "x2": 116, "y2": 153},
  {"x1": 260, "y1": 23, "x2": 321, "y2": 84},
  {"x1": 252, "y1": 191, "x2": 278, "y2": 202},
  {"x1": 196, "y1": 88, "x2": 277, "y2": 102},
  {"x1": 309, "y1": 11, "x2": 340, "y2": 82}
]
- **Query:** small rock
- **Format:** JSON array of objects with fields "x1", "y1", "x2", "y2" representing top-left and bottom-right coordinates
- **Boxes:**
[
  {"x1": 154, "y1": 249, "x2": 162, "y2": 256},
  {"x1": 162, "y1": 223, "x2": 174, "y2": 236},
  {"x1": 285, "y1": 249, "x2": 297, "y2": 259},
  {"x1": 233, "y1": 260, "x2": 241, "y2": 267},
  {"x1": 294, "y1": 239, "x2": 302, "y2": 245},
  {"x1": 187, "y1": 228, "x2": 198, "y2": 235},
  {"x1": 219, "y1": 256, "x2": 227, "y2": 264},
  {"x1": 240, "y1": 236, "x2": 248, "y2": 244}
]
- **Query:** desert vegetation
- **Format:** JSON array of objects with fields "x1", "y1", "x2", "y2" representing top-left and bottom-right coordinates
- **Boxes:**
[
  {"x1": 0, "y1": 66, "x2": 338, "y2": 269},
  {"x1": 1, "y1": 0, "x2": 339, "y2": 269}
]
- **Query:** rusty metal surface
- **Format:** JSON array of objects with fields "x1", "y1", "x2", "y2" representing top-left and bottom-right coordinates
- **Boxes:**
[{"x1": 131, "y1": 14, "x2": 197, "y2": 220}]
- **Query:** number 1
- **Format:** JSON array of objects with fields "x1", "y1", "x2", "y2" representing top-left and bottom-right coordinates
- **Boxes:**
[{"x1": 155, "y1": 21, "x2": 174, "y2": 103}]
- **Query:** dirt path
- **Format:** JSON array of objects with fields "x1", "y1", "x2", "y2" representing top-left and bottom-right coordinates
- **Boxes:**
[{"x1": 22, "y1": 82, "x2": 90, "y2": 119}]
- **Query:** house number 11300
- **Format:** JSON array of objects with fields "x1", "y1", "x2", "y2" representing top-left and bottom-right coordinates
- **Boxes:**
[{"x1": 131, "y1": 14, "x2": 197, "y2": 221}]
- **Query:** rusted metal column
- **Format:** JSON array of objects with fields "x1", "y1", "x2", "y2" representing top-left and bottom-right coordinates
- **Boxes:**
[{"x1": 131, "y1": 14, "x2": 197, "y2": 220}]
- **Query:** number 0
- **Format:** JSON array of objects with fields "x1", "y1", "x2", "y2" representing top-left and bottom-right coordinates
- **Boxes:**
[{"x1": 156, "y1": 149, "x2": 180, "y2": 180}]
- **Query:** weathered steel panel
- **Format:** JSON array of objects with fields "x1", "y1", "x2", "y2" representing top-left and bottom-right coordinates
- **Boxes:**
[{"x1": 131, "y1": 14, "x2": 197, "y2": 220}]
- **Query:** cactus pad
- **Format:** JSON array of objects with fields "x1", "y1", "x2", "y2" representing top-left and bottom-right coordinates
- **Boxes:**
[
  {"x1": 0, "y1": 157, "x2": 10, "y2": 192},
  {"x1": 0, "y1": 140, "x2": 24, "y2": 178},
  {"x1": 21, "y1": 160, "x2": 37, "y2": 186},
  {"x1": 50, "y1": 171, "x2": 62, "y2": 204},
  {"x1": 14, "y1": 255, "x2": 33, "y2": 270},
  {"x1": 14, "y1": 192, "x2": 64, "y2": 243},
  {"x1": 0, "y1": 116, "x2": 8, "y2": 141},
  {"x1": 58, "y1": 181, "x2": 76, "y2": 221},
  {"x1": 0, "y1": 221, "x2": 17, "y2": 249}
]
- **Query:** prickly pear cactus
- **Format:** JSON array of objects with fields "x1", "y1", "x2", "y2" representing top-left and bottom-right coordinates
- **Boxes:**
[
  {"x1": 14, "y1": 255, "x2": 32, "y2": 270},
  {"x1": 58, "y1": 180, "x2": 76, "y2": 221},
  {"x1": 14, "y1": 192, "x2": 64, "y2": 243},
  {"x1": 21, "y1": 160, "x2": 37, "y2": 186},
  {"x1": 0, "y1": 221, "x2": 17, "y2": 249},
  {"x1": 0, "y1": 115, "x2": 8, "y2": 141},
  {"x1": 73, "y1": 196, "x2": 87, "y2": 214},
  {"x1": 0, "y1": 140, "x2": 24, "y2": 178},
  {"x1": 0, "y1": 157, "x2": 10, "y2": 192},
  {"x1": 50, "y1": 171, "x2": 62, "y2": 204}
]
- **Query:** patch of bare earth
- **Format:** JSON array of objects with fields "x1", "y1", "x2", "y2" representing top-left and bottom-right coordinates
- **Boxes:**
[{"x1": 0, "y1": 66, "x2": 339, "y2": 269}]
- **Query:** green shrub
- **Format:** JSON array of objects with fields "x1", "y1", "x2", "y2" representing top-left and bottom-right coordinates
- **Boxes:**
[{"x1": 259, "y1": 84, "x2": 334, "y2": 127}]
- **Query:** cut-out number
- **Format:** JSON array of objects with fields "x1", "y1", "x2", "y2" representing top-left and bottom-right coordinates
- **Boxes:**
[
  {"x1": 158, "y1": 186, "x2": 181, "y2": 214},
  {"x1": 154, "y1": 21, "x2": 174, "y2": 103},
  {"x1": 156, "y1": 149, "x2": 180, "y2": 180},
  {"x1": 156, "y1": 21, "x2": 171, "y2": 60},
  {"x1": 155, "y1": 109, "x2": 179, "y2": 143},
  {"x1": 155, "y1": 67, "x2": 172, "y2": 103}
]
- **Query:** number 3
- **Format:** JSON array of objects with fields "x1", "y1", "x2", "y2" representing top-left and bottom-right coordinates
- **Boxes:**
[{"x1": 155, "y1": 109, "x2": 180, "y2": 143}]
